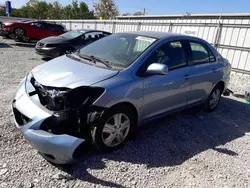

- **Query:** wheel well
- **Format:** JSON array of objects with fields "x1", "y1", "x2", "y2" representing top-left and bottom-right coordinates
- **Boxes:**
[
  {"x1": 216, "y1": 81, "x2": 225, "y2": 92},
  {"x1": 110, "y1": 102, "x2": 138, "y2": 124}
]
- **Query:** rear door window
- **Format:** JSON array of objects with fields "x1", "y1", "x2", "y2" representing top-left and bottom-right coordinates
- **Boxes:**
[
  {"x1": 44, "y1": 24, "x2": 63, "y2": 32},
  {"x1": 189, "y1": 41, "x2": 216, "y2": 64},
  {"x1": 84, "y1": 32, "x2": 104, "y2": 42}
]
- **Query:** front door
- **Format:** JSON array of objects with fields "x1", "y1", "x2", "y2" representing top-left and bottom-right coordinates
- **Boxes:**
[{"x1": 142, "y1": 40, "x2": 193, "y2": 120}]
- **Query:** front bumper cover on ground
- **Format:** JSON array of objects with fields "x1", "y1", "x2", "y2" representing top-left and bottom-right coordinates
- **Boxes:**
[
  {"x1": 0, "y1": 30, "x2": 9, "y2": 37},
  {"x1": 12, "y1": 76, "x2": 85, "y2": 164}
]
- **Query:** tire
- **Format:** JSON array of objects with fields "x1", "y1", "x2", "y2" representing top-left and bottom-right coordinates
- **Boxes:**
[
  {"x1": 14, "y1": 28, "x2": 25, "y2": 38},
  {"x1": 204, "y1": 84, "x2": 223, "y2": 112},
  {"x1": 90, "y1": 105, "x2": 136, "y2": 152}
]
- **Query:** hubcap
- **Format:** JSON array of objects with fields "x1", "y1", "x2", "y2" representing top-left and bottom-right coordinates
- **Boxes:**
[
  {"x1": 102, "y1": 113, "x2": 130, "y2": 147},
  {"x1": 209, "y1": 89, "x2": 221, "y2": 109}
]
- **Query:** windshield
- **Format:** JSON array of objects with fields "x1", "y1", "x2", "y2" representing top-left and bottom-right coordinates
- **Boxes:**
[
  {"x1": 60, "y1": 30, "x2": 85, "y2": 39},
  {"x1": 21, "y1": 20, "x2": 34, "y2": 23},
  {"x1": 79, "y1": 33, "x2": 157, "y2": 68}
]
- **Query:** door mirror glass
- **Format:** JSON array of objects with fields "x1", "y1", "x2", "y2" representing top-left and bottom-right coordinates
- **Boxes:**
[{"x1": 146, "y1": 63, "x2": 168, "y2": 75}]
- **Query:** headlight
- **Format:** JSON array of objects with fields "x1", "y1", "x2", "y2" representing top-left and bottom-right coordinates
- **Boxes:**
[
  {"x1": 65, "y1": 87, "x2": 105, "y2": 109},
  {"x1": 31, "y1": 77, "x2": 105, "y2": 111}
]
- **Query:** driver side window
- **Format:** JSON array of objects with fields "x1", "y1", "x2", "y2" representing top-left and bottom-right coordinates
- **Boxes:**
[
  {"x1": 146, "y1": 41, "x2": 187, "y2": 70},
  {"x1": 33, "y1": 23, "x2": 42, "y2": 28}
]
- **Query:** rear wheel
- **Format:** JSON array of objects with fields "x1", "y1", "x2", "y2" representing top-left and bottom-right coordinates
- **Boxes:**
[
  {"x1": 90, "y1": 105, "x2": 136, "y2": 152},
  {"x1": 204, "y1": 84, "x2": 223, "y2": 112}
]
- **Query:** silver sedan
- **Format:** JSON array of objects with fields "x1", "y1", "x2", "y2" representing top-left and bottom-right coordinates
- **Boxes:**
[{"x1": 12, "y1": 31, "x2": 231, "y2": 164}]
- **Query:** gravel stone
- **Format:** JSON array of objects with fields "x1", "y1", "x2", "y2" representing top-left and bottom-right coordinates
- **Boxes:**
[
  {"x1": 32, "y1": 179, "x2": 39, "y2": 183},
  {"x1": 1, "y1": 37, "x2": 250, "y2": 187},
  {"x1": 0, "y1": 183, "x2": 8, "y2": 188},
  {"x1": 0, "y1": 169, "x2": 8, "y2": 176}
]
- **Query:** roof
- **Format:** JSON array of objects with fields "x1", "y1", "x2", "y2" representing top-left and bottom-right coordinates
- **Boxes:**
[
  {"x1": 71, "y1": 29, "x2": 111, "y2": 33},
  {"x1": 117, "y1": 31, "x2": 187, "y2": 39}
]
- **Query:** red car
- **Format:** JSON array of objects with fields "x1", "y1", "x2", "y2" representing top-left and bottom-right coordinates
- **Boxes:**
[{"x1": 0, "y1": 20, "x2": 67, "y2": 41}]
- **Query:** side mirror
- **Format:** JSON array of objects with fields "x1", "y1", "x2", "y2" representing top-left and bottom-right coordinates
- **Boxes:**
[{"x1": 146, "y1": 63, "x2": 168, "y2": 75}]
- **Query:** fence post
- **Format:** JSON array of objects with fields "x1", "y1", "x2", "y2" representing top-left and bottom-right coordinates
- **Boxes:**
[
  {"x1": 137, "y1": 22, "x2": 141, "y2": 31},
  {"x1": 168, "y1": 22, "x2": 173, "y2": 32},
  {"x1": 214, "y1": 22, "x2": 222, "y2": 48},
  {"x1": 112, "y1": 21, "x2": 116, "y2": 33},
  {"x1": 95, "y1": 21, "x2": 97, "y2": 29},
  {"x1": 69, "y1": 21, "x2": 72, "y2": 31}
]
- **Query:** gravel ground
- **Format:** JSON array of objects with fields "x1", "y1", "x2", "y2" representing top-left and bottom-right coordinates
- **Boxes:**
[{"x1": 1, "y1": 37, "x2": 250, "y2": 188}]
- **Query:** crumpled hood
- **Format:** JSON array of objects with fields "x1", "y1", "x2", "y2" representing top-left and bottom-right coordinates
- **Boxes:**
[
  {"x1": 31, "y1": 55, "x2": 119, "y2": 88},
  {"x1": 39, "y1": 36, "x2": 68, "y2": 44}
]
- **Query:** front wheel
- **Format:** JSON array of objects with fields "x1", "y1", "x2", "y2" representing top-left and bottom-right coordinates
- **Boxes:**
[
  {"x1": 90, "y1": 105, "x2": 136, "y2": 152},
  {"x1": 14, "y1": 28, "x2": 25, "y2": 38},
  {"x1": 204, "y1": 85, "x2": 222, "y2": 112}
]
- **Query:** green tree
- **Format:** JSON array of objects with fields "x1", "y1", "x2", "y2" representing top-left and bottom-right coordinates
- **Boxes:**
[
  {"x1": 133, "y1": 12, "x2": 144, "y2": 16},
  {"x1": 79, "y1": 2, "x2": 95, "y2": 19},
  {"x1": 11, "y1": 8, "x2": 22, "y2": 17},
  {"x1": 122, "y1": 13, "x2": 131, "y2": 16},
  {"x1": 62, "y1": 4, "x2": 73, "y2": 19},
  {"x1": 0, "y1": 0, "x2": 95, "y2": 20},
  {"x1": 0, "y1": 8, "x2": 6, "y2": 16},
  {"x1": 94, "y1": 0, "x2": 119, "y2": 19},
  {"x1": 47, "y1": 1, "x2": 63, "y2": 19}
]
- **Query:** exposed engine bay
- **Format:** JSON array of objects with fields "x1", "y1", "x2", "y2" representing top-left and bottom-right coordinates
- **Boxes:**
[{"x1": 29, "y1": 76, "x2": 106, "y2": 138}]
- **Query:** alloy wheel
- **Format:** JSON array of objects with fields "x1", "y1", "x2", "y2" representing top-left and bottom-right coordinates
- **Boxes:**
[
  {"x1": 15, "y1": 28, "x2": 24, "y2": 37},
  {"x1": 102, "y1": 113, "x2": 130, "y2": 147},
  {"x1": 209, "y1": 89, "x2": 221, "y2": 109}
]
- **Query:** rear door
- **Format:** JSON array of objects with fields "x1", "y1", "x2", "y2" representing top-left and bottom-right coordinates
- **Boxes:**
[
  {"x1": 28, "y1": 22, "x2": 46, "y2": 39},
  {"x1": 186, "y1": 40, "x2": 223, "y2": 105},
  {"x1": 43, "y1": 23, "x2": 63, "y2": 37}
]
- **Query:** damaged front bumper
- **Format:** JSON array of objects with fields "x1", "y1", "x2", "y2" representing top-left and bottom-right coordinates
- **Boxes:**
[{"x1": 12, "y1": 76, "x2": 86, "y2": 164}]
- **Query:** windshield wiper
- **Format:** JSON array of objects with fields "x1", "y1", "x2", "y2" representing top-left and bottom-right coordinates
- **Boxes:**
[
  {"x1": 76, "y1": 52, "x2": 112, "y2": 68},
  {"x1": 89, "y1": 55, "x2": 112, "y2": 68},
  {"x1": 76, "y1": 52, "x2": 95, "y2": 63}
]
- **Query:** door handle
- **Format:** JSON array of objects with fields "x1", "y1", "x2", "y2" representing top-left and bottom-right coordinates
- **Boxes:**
[{"x1": 184, "y1": 74, "x2": 190, "y2": 80}]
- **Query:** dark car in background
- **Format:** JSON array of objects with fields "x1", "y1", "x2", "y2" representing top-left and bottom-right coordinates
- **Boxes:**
[
  {"x1": 0, "y1": 20, "x2": 66, "y2": 41},
  {"x1": 35, "y1": 29, "x2": 111, "y2": 58}
]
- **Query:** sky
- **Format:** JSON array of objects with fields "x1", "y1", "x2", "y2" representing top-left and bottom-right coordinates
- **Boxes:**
[{"x1": 4, "y1": 0, "x2": 250, "y2": 15}]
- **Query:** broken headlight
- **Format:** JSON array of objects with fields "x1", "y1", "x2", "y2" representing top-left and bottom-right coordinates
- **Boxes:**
[
  {"x1": 31, "y1": 76, "x2": 105, "y2": 111},
  {"x1": 65, "y1": 86, "x2": 105, "y2": 109}
]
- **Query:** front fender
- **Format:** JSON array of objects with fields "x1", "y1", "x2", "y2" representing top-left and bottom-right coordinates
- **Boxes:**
[{"x1": 92, "y1": 72, "x2": 144, "y2": 121}]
